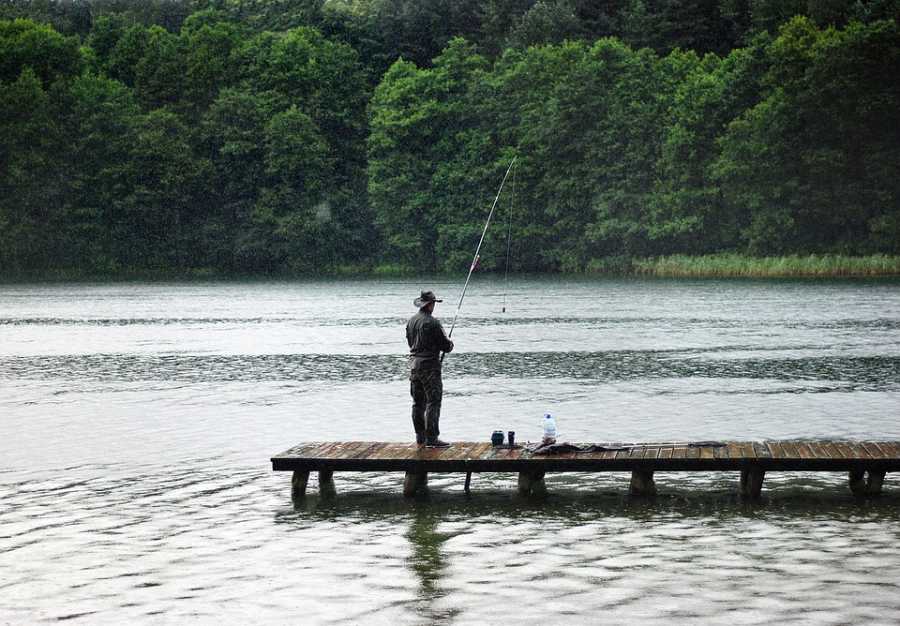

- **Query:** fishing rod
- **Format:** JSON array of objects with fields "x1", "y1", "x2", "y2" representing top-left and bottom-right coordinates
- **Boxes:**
[{"x1": 442, "y1": 156, "x2": 517, "y2": 361}]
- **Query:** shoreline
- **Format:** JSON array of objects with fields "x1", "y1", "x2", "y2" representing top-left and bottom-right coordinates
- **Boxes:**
[{"x1": 1, "y1": 254, "x2": 899, "y2": 282}]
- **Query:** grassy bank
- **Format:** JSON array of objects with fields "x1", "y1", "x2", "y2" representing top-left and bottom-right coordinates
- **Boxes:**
[
  {"x1": 4, "y1": 254, "x2": 900, "y2": 282},
  {"x1": 621, "y1": 254, "x2": 900, "y2": 278}
]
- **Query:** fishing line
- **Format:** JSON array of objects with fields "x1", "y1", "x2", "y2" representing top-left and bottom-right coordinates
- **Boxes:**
[{"x1": 501, "y1": 162, "x2": 516, "y2": 313}]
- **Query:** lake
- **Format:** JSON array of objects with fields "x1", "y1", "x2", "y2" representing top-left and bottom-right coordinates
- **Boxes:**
[{"x1": 2, "y1": 276, "x2": 900, "y2": 624}]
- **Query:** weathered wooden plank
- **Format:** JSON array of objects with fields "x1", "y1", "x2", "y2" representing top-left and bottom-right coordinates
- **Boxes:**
[
  {"x1": 316, "y1": 442, "x2": 347, "y2": 459},
  {"x1": 463, "y1": 442, "x2": 488, "y2": 459},
  {"x1": 340, "y1": 442, "x2": 368, "y2": 458},
  {"x1": 349, "y1": 442, "x2": 384, "y2": 460},
  {"x1": 330, "y1": 441, "x2": 363, "y2": 459},
  {"x1": 744, "y1": 441, "x2": 758, "y2": 459},
  {"x1": 846, "y1": 442, "x2": 872, "y2": 460},
  {"x1": 752, "y1": 442, "x2": 772, "y2": 459},
  {"x1": 797, "y1": 443, "x2": 814, "y2": 459},
  {"x1": 773, "y1": 442, "x2": 791, "y2": 458},
  {"x1": 822, "y1": 442, "x2": 845, "y2": 459},
  {"x1": 768, "y1": 442, "x2": 785, "y2": 459},
  {"x1": 419, "y1": 444, "x2": 454, "y2": 460},
  {"x1": 303, "y1": 442, "x2": 336, "y2": 457},
  {"x1": 834, "y1": 442, "x2": 855, "y2": 459},
  {"x1": 272, "y1": 440, "x2": 900, "y2": 474},
  {"x1": 449, "y1": 442, "x2": 478, "y2": 461},
  {"x1": 861, "y1": 442, "x2": 884, "y2": 459},
  {"x1": 474, "y1": 442, "x2": 497, "y2": 460},
  {"x1": 438, "y1": 443, "x2": 463, "y2": 461},
  {"x1": 806, "y1": 442, "x2": 828, "y2": 459},
  {"x1": 379, "y1": 442, "x2": 403, "y2": 458}
]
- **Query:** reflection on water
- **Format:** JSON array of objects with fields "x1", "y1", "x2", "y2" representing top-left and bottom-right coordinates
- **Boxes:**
[
  {"x1": 407, "y1": 507, "x2": 450, "y2": 620},
  {"x1": 279, "y1": 479, "x2": 900, "y2": 625},
  {"x1": 1, "y1": 277, "x2": 900, "y2": 623}
]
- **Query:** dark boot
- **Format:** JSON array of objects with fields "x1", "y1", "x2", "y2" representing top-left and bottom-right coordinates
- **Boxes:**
[{"x1": 426, "y1": 438, "x2": 450, "y2": 448}]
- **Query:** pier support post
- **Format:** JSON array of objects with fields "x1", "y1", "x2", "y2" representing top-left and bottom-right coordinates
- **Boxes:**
[
  {"x1": 318, "y1": 470, "x2": 337, "y2": 498},
  {"x1": 867, "y1": 470, "x2": 886, "y2": 495},
  {"x1": 629, "y1": 470, "x2": 656, "y2": 496},
  {"x1": 403, "y1": 470, "x2": 428, "y2": 497},
  {"x1": 739, "y1": 466, "x2": 765, "y2": 499},
  {"x1": 849, "y1": 469, "x2": 886, "y2": 496},
  {"x1": 518, "y1": 471, "x2": 547, "y2": 497},
  {"x1": 291, "y1": 470, "x2": 310, "y2": 500}
]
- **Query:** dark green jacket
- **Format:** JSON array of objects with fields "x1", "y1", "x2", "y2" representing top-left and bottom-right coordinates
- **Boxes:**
[{"x1": 406, "y1": 310, "x2": 453, "y2": 369}]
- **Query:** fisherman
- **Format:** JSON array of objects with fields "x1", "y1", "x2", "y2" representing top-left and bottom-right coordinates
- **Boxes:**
[{"x1": 406, "y1": 290, "x2": 454, "y2": 448}]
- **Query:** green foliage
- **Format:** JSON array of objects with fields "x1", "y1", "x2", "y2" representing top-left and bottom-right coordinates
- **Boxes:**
[
  {"x1": 714, "y1": 17, "x2": 900, "y2": 254},
  {"x1": 0, "y1": 18, "x2": 81, "y2": 84},
  {"x1": 368, "y1": 39, "x2": 495, "y2": 271},
  {"x1": 0, "y1": 67, "x2": 65, "y2": 272},
  {"x1": 2, "y1": 4, "x2": 900, "y2": 277}
]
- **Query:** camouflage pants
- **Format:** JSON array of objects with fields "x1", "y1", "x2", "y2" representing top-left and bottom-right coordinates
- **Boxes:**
[{"x1": 410, "y1": 367, "x2": 443, "y2": 443}]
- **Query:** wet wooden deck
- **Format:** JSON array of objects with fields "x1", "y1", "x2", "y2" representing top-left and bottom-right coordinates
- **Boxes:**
[
  {"x1": 271, "y1": 440, "x2": 900, "y2": 473},
  {"x1": 272, "y1": 440, "x2": 899, "y2": 498}
]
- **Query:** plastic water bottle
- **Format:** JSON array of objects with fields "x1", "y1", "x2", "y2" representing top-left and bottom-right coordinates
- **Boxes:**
[{"x1": 542, "y1": 413, "x2": 557, "y2": 444}]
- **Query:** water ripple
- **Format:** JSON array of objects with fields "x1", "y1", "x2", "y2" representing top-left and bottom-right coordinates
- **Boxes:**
[{"x1": 1, "y1": 352, "x2": 898, "y2": 390}]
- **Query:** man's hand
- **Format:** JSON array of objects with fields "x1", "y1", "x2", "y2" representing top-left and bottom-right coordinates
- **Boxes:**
[{"x1": 447, "y1": 341, "x2": 454, "y2": 353}]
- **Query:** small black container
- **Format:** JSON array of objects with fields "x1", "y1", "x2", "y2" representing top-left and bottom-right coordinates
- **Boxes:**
[
  {"x1": 507, "y1": 431, "x2": 515, "y2": 447},
  {"x1": 491, "y1": 430, "x2": 504, "y2": 446}
]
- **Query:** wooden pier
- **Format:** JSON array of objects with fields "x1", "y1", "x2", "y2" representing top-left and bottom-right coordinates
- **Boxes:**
[{"x1": 271, "y1": 440, "x2": 900, "y2": 499}]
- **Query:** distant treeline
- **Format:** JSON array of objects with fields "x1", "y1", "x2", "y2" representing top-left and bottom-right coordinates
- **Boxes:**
[{"x1": 1, "y1": 0, "x2": 899, "y2": 276}]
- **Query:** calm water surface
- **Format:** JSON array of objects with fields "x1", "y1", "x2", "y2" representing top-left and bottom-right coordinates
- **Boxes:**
[{"x1": 2, "y1": 277, "x2": 900, "y2": 624}]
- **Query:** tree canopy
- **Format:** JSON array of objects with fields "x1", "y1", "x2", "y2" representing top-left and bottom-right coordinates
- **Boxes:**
[{"x1": 1, "y1": 0, "x2": 899, "y2": 276}]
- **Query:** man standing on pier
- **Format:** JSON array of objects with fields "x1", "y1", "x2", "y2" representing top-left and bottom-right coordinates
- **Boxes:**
[{"x1": 407, "y1": 290, "x2": 453, "y2": 448}]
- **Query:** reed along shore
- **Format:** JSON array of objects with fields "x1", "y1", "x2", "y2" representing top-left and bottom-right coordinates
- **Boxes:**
[{"x1": 622, "y1": 254, "x2": 900, "y2": 278}]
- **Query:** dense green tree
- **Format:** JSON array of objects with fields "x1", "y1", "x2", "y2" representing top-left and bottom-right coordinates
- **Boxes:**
[
  {"x1": 113, "y1": 109, "x2": 211, "y2": 270},
  {"x1": 651, "y1": 35, "x2": 768, "y2": 252},
  {"x1": 0, "y1": 0, "x2": 93, "y2": 36},
  {"x1": 714, "y1": 17, "x2": 900, "y2": 253},
  {"x1": 250, "y1": 105, "x2": 333, "y2": 270},
  {"x1": 506, "y1": 0, "x2": 584, "y2": 48},
  {"x1": 0, "y1": 68, "x2": 67, "y2": 272},
  {"x1": 0, "y1": 18, "x2": 81, "y2": 84},
  {"x1": 85, "y1": 14, "x2": 127, "y2": 65},
  {"x1": 368, "y1": 39, "x2": 493, "y2": 271},
  {"x1": 60, "y1": 73, "x2": 141, "y2": 272},
  {"x1": 180, "y1": 10, "x2": 243, "y2": 109},
  {"x1": 199, "y1": 88, "x2": 271, "y2": 271},
  {"x1": 133, "y1": 25, "x2": 184, "y2": 107},
  {"x1": 105, "y1": 23, "x2": 151, "y2": 86}
]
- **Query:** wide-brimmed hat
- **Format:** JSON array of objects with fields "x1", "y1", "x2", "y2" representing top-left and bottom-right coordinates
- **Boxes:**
[{"x1": 414, "y1": 290, "x2": 443, "y2": 308}]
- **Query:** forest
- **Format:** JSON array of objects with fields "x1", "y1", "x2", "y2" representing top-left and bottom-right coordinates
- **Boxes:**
[{"x1": 1, "y1": 0, "x2": 899, "y2": 276}]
